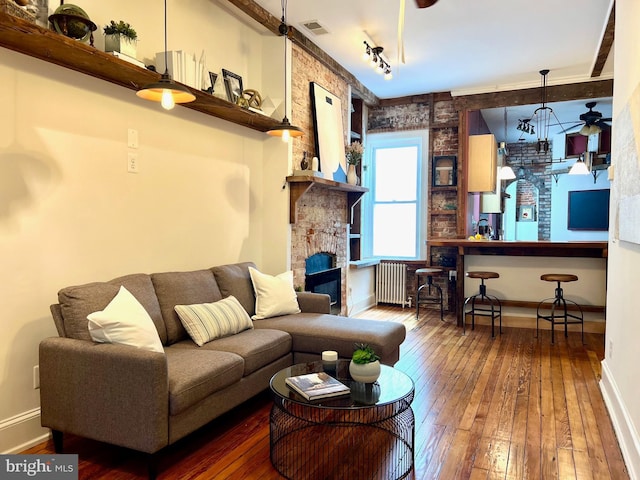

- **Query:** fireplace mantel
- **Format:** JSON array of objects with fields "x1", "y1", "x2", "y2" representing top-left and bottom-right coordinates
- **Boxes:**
[{"x1": 286, "y1": 175, "x2": 368, "y2": 224}]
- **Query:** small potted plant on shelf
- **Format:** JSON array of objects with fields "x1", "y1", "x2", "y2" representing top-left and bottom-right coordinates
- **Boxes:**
[
  {"x1": 103, "y1": 20, "x2": 138, "y2": 58},
  {"x1": 345, "y1": 141, "x2": 363, "y2": 185},
  {"x1": 349, "y1": 343, "x2": 381, "y2": 383}
]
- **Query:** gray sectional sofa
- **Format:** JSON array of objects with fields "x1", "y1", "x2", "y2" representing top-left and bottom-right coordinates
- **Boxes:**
[{"x1": 39, "y1": 261, "x2": 406, "y2": 475}]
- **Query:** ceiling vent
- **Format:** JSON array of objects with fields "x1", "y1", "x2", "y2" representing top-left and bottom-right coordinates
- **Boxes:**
[{"x1": 301, "y1": 20, "x2": 329, "y2": 35}]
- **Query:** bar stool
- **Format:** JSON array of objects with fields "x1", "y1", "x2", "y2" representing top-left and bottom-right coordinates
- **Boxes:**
[
  {"x1": 463, "y1": 271, "x2": 502, "y2": 337},
  {"x1": 416, "y1": 268, "x2": 444, "y2": 320},
  {"x1": 536, "y1": 274, "x2": 584, "y2": 344}
]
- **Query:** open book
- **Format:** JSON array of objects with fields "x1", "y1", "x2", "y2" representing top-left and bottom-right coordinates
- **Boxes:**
[{"x1": 285, "y1": 372, "x2": 350, "y2": 400}]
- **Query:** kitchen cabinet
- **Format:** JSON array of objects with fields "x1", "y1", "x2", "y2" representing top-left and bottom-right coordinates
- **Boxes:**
[{"x1": 468, "y1": 134, "x2": 497, "y2": 192}]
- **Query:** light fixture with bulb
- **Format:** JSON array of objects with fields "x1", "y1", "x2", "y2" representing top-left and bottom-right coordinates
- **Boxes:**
[
  {"x1": 266, "y1": 0, "x2": 303, "y2": 141},
  {"x1": 136, "y1": 0, "x2": 195, "y2": 110},
  {"x1": 518, "y1": 70, "x2": 562, "y2": 154},
  {"x1": 569, "y1": 153, "x2": 591, "y2": 175},
  {"x1": 362, "y1": 41, "x2": 392, "y2": 81}
]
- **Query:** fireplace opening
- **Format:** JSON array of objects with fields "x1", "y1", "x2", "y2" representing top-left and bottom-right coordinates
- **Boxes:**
[{"x1": 305, "y1": 253, "x2": 341, "y2": 315}]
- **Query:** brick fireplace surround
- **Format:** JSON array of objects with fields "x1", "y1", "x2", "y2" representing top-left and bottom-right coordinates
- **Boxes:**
[{"x1": 290, "y1": 188, "x2": 348, "y2": 315}]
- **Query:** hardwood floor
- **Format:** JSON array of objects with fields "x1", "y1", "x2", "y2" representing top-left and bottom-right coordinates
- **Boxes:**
[{"x1": 24, "y1": 306, "x2": 628, "y2": 479}]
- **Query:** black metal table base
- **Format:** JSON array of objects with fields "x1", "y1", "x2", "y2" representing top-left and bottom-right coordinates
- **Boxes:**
[{"x1": 270, "y1": 400, "x2": 415, "y2": 480}]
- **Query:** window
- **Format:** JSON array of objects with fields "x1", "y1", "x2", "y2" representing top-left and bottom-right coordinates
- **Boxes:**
[{"x1": 362, "y1": 132, "x2": 427, "y2": 260}]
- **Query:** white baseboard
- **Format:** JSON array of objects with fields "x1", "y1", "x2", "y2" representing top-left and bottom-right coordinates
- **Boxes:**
[
  {"x1": 600, "y1": 360, "x2": 640, "y2": 480},
  {"x1": 348, "y1": 294, "x2": 377, "y2": 317},
  {"x1": 0, "y1": 408, "x2": 50, "y2": 454}
]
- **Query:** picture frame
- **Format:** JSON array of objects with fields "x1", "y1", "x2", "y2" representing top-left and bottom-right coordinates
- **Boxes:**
[
  {"x1": 222, "y1": 69, "x2": 243, "y2": 103},
  {"x1": 432, "y1": 155, "x2": 457, "y2": 186},
  {"x1": 206, "y1": 72, "x2": 218, "y2": 94},
  {"x1": 310, "y1": 82, "x2": 347, "y2": 182},
  {"x1": 518, "y1": 205, "x2": 536, "y2": 222}
]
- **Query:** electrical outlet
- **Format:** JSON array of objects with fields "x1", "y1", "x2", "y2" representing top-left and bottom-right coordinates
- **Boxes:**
[
  {"x1": 33, "y1": 365, "x2": 40, "y2": 389},
  {"x1": 449, "y1": 270, "x2": 457, "y2": 281},
  {"x1": 128, "y1": 152, "x2": 139, "y2": 173}
]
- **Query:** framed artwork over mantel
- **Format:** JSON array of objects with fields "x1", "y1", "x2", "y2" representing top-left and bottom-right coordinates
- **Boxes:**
[
  {"x1": 432, "y1": 155, "x2": 457, "y2": 187},
  {"x1": 310, "y1": 82, "x2": 347, "y2": 183}
]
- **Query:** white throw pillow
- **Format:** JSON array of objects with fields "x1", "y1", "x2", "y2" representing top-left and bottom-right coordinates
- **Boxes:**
[
  {"x1": 175, "y1": 295, "x2": 254, "y2": 346},
  {"x1": 87, "y1": 286, "x2": 164, "y2": 353},
  {"x1": 248, "y1": 267, "x2": 300, "y2": 320}
]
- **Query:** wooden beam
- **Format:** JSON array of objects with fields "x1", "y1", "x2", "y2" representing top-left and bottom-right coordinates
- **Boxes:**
[
  {"x1": 452, "y1": 79, "x2": 614, "y2": 111},
  {"x1": 592, "y1": 0, "x2": 615, "y2": 78},
  {"x1": 224, "y1": 0, "x2": 379, "y2": 107}
]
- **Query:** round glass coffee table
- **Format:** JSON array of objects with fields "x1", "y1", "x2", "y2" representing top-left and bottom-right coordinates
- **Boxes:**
[{"x1": 269, "y1": 360, "x2": 415, "y2": 480}]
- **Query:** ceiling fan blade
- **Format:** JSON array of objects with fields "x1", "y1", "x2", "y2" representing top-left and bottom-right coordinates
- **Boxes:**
[
  {"x1": 415, "y1": 0, "x2": 439, "y2": 7},
  {"x1": 558, "y1": 122, "x2": 583, "y2": 134}
]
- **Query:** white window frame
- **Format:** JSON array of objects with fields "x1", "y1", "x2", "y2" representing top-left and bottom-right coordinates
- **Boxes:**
[{"x1": 361, "y1": 130, "x2": 429, "y2": 260}]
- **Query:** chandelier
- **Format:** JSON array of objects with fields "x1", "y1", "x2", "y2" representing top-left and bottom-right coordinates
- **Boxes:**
[{"x1": 520, "y1": 69, "x2": 562, "y2": 154}]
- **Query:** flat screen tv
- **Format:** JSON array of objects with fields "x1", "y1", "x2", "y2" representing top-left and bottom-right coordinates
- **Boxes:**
[{"x1": 567, "y1": 189, "x2": 610, "y2": 230}]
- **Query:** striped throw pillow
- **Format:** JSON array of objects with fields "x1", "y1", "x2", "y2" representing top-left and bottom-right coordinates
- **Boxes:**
[{"x1": 174, "y1": 295, "x2": 253, "y2": 346}]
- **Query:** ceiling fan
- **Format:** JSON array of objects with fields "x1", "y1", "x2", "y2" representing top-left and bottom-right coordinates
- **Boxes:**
[
  {"x1": 415, "y1": 0, "x2": 439, "y2": 7},
  {"x1": 563, "y1": 102, "x2": 612, "y2": 135}
]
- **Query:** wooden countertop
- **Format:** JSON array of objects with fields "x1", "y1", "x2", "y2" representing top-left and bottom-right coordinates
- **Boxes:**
[{"x1": 428, "y1": 239, "x2": 608, "y2": 258}]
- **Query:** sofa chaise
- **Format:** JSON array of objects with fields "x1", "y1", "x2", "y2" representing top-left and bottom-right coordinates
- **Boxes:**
[{"x1": 39, "y1": 261, "x2": 406, "y2": 476}]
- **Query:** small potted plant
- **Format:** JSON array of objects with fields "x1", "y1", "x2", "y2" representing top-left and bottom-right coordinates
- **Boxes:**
[
  {"x1": 103, "y1": 20, "x2": 138, "y2": 58},
  {"x1": 349, "y1": 343, "x2": 381, "y2": 383},
  {"x1": 345, "y1": 141, "x2": 363, "y2": 185}
]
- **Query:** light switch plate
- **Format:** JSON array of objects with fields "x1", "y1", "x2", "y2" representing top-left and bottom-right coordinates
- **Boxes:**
[{"x1": 128, "y1": 129, "x2": 139, "y2": 149}]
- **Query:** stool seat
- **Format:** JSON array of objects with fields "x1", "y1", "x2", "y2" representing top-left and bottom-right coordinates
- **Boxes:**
[
  {"x1": 466, "y1": 271, "x2": 499, "y2": 280},
  {"x1": 536, "y1": 273, "x2": 583, "y2": 344},
  {"x1": 416, "y1": 267, "x2": 444, "y2": 321},
  {"x1": 417, "y1": 268, "x2": 442, "y2": 275},
  {"x1": 540, "y1": 274, "x2": 578, "y2": 283},
  {"x1": 463, "y1": 271, "x2": 502, "y2": 337}
]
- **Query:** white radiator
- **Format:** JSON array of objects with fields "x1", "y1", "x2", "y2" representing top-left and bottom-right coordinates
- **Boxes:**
[{"x1": 376, "y1": 263, "x2": 409, "y2": 307}]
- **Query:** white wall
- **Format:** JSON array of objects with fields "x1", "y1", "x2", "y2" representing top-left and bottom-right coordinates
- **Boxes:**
[
  {"x1": 600, "y1": 0, "x2": 640, "y2": 478},
  {"x1": 0, "y1": 0, "x2": 289, "y2": 452}
]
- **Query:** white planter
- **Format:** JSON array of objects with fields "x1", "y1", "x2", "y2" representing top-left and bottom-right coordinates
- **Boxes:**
[
  {"x1": 104, "y1": 35, "x2": 137, "y2": 58},
  {"x1": 349, "y1": 360, "x2": 381, "y2": 383}
]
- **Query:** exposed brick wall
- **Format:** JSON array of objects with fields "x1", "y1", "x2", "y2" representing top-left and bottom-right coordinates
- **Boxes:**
[
  {"x1": 290, "y1": 44, "x2": 350, "y2": 314},
  {"x1": 503, "y1": 141, "x2": 551, "y2": 240},
  {"x1": 368, "y1": 102, "x2": 430, "y2": 132},
  {"x1": 291, "y1": 44, "x2": 349, "y2": 168}
]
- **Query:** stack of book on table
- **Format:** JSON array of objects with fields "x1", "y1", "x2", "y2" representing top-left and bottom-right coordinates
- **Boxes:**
[{"x1": 285, "y1": 372, "x2": 350, "y2": 401}]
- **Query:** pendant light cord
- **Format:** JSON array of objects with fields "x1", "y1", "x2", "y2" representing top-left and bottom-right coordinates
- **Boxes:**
[
  {"x1": 281, "y1": 0, "x2": 288, "y2": 120},
  {"x1": 163, "y1": 0, "x2": 169, "y2": 75}
]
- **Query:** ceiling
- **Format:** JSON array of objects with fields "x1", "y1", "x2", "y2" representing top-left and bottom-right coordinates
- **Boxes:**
[
  {"x1": 252, "y1": 0, "x2": 614, "y2": 99},
  {"x1": 250, "y1": 0, "x2": 614, "y2": 140}
]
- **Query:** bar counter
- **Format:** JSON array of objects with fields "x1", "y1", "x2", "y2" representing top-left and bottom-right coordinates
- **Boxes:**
[{"x1": 428, "y1": 239, "x2": 609, "y2": 325}]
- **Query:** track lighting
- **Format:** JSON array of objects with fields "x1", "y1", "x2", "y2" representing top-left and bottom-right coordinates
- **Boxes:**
[{"x1": 362, "y1": 41, "x2": 392, "y2": 81}]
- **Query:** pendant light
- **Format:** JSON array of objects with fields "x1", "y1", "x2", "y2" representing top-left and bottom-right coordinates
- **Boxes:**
[
  {"x1": 266, "y1": 0, "x2": 303, "y2": 141},
  {"x1": 498, "y1": 108, "x2": 516, "y2": 180},
  {"x1": 569, "y1": 153, "x2": 591, "y2": 175},
  {"x1": 136, "y1": 0, "x2": 195, "y2": 110}
]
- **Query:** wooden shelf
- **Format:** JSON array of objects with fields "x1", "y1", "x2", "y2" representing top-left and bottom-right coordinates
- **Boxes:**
[
  {"x1": 286, "y1": 175, "x2": 368, "y2": 224},
  {"x1": 0, "y1": 12, "x2": 280, "y2": 133}
]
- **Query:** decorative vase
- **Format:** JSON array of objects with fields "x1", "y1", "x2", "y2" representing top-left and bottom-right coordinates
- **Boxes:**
[
  {"x1": 347, "y1": 164, "x2": 358, "y2": 185},
  {"x1": 349, "y1": 360, "x2": 381, "y2": 383}
]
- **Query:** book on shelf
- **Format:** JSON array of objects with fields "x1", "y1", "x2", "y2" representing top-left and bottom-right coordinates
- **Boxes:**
[
  {"x1": 285, "y1": 372, "x2": 350, "y2": 400},
  {"x1": 109, "y1": 51, "x2": 145, "y2": 69}
]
